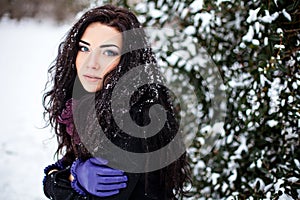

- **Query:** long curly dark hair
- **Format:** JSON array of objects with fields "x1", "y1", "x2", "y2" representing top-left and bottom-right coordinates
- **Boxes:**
[{"x1": 43, "y1": 4, "x2": 190, "y2": 198}]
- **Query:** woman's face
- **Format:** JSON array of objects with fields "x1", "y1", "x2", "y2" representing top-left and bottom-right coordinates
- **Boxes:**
[{"x1": 76, "y1": 22, "x2": 122, "y2": 92}]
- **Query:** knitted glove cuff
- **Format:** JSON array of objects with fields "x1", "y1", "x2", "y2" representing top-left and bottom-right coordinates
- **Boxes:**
[
  {"x1": 70, "y1": 159, "x2": 87, "y2": 196},
  {"x1": 43, "y1": 160, "x2": 65, "y2": 185}
]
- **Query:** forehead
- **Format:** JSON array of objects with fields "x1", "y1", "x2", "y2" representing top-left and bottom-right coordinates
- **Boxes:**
[{"x1": 80, "y1": 22, "x2": 122, "y2": 45}]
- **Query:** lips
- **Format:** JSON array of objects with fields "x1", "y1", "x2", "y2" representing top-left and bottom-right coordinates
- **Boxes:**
[{"x1": 83, "y1": 74, "x2": 102, "y2": 82}]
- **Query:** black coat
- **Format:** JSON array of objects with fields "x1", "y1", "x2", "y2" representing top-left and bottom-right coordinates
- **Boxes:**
[
  {"x1": 44, "y1": 83, "x2": 180, "y2": 200},
  {"x1": 43, "y1": 167, "x2": 173, "y2": 200}
]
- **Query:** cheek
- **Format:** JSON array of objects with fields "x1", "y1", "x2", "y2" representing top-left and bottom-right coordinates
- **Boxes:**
[
  {"x1": 105, "y1": 57, "x2": 121, "y2": 73},
  {"x1": 75, "y1": 53, "x2": 83, "y2": 71}
]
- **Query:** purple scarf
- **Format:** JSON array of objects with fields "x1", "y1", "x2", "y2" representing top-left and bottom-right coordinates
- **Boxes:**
[{"x1": 57, "y1": 98, "x2": 81, "y2": 145}]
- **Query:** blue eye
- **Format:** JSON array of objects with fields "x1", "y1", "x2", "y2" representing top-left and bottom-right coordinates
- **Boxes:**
[
  {"x1": 79, "y1": 45, "x2": 89, "y2": 52},
  {"x1": 103, "y1": 50, "x2": 119, "y2": 56}
]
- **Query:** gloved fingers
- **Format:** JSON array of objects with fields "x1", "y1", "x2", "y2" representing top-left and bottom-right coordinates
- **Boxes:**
[
  {"x1": 94, "y1": 190, "x2": 120, "y2": 197},
  {"x1": 97, "y1": 175, "x2": 128, "y2": 184},
  {"x1": 96, "y1": 166, "x2": 124, "y2": 176},
  {"x1": 98, "y1": 182, "x2": 127, "y2": 191},
  {"x1": 89, "y1": 157, "x2": 108, "y2": 165}
]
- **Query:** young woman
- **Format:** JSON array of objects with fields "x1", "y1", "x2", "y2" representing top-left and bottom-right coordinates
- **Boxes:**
[{"x1": 42, "y1": 4, "x2": 190, "y2": 200}]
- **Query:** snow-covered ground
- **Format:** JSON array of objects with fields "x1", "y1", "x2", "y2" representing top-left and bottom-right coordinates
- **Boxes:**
[{"x1": 0, "y1": 18, "x2": 69, "y2": 199}]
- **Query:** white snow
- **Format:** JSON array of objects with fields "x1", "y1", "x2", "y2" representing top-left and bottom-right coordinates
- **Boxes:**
[
  {"x1": 184, "y1": 26, "x2": 196, "y2": 35},
  {"x1": 274, "y1": 44, "x2": 285, "y2": 49},
  {"x1": 252, "y1": 39, "x2": 260, "y2": 46},
  {"x1": 294, "y1": 159, "x2": 300, "y2": 169},
  {"x1": 0, "y1": 18, "x2": 68, "y2": 199},
  {"x1": 216, "y1": 0, "x2": 231, "y2": 6},
  {"x1": 242, "y1": 26, "x2": 254, "y2": 42},
  {"x1": 264, "y1": 37, "x2": 269, "y2": 46},
  {"x1": 234, "y1": 135, "x2": 248, "y2": 155},
  {"x1": 246, "y1": 7, "x2": 261, "y2": 23},
  {"x1": 211, "y1": 173, "x2": 220, "y2": 185},
  {"x1": 287, "y1": 177, "x2": 299, "y2": 183},
  {"x1": 267, "y1": 120, "x2": 278, "y2": 127},
  {"x1": 148, "y1": 2, "x2": 163, "y2": 19},
  {"x1": 249, "y1": 178, "x2": 265, "y2": 191},
  {"x1": 189, "y1": 0, "x2": 204, "y2": 13},
  {"x1": 198, "y1": 12, "x2": 213, "y2": 33},
  {"x1": 274, "y1": 178, "x2": 284, "y2": 191},
  {"x1": 282, "y1": 9, "x2": 292, "y2": 21},
  {"x1": 278, "y1": 193, "x2": 294, "y2": 200},
  {"x1": 260, "y1": 10, "x2": 279, "y2": 24}
]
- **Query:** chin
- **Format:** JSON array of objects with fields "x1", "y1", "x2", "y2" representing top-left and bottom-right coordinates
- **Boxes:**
[{"x1": 83, "y1": 85, "x2": 102, "y2": 93}]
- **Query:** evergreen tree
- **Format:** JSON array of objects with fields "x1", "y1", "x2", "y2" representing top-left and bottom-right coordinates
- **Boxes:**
[{"x1": 128, "y1": 0, "x2": 300, "y2": 199}]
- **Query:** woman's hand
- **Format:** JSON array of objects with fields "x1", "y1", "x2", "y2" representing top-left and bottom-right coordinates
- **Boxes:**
[{"x1": 70, "y1": 157, "x2": 128, "y2": 197}]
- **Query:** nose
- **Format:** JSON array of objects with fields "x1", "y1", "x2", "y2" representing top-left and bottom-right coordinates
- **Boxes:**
[{"x1": 86, "y1": 51, "x2": 100, "y2": 70}]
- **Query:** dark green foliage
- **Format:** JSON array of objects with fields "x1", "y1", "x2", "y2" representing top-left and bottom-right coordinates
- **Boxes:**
[{"x1": 129, "y1": 0, "x2": 300, "y2": 199}]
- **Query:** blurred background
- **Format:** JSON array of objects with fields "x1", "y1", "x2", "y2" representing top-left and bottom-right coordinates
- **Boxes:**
[{"x1": 0, "y1": 0, "x2": 299, "y2": 199}]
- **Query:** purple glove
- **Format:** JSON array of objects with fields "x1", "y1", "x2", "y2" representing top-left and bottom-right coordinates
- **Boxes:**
[{"x1": 71, "y1": 157, "x2": 127, "y2": 197}]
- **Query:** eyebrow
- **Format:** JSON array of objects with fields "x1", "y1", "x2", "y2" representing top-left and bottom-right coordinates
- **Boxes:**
[
  {"x1": 79, "y1": 40, "x2": 90, "y2": 45},
  {"x1": 79, "y1": 40, "x2": 120, "y2": 49},
  {"x1": 100, "y1": 44, "x2": 120, "y2": 49}
]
